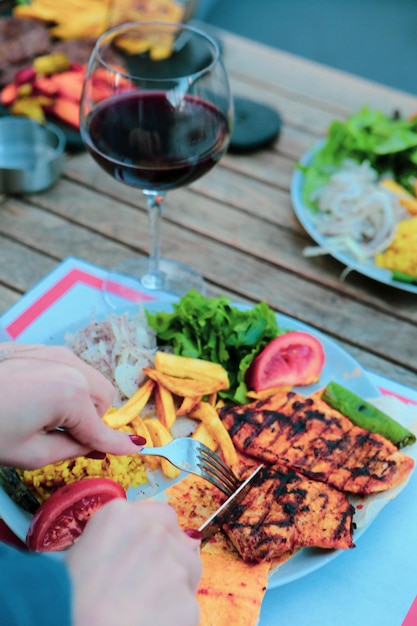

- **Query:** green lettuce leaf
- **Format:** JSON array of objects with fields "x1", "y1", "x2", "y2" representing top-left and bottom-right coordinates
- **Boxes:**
[
  {"x1": 302, "y1": 107, "x2": 417, "y2": 211},
  {"x1": 146, "y1": 291, "x2": 282, "y2": 404}
]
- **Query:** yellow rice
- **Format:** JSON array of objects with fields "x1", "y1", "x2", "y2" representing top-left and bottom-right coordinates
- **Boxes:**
[
  {"x1": 375, "y1": 216, "x2": 417, "y2": 277},
  {"x1": 18, "y1": 434, "x2": 148, "y2": 503}
]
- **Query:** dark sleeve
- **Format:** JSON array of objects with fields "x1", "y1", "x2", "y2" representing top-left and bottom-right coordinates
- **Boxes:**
[{"x1": 0, "y1": 544, "x2": 72, "y2": 626}]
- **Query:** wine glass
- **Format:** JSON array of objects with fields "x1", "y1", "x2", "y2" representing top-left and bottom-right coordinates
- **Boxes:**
[{"x1": 79, "y1": 20, "x2": 233, "y2": 299}]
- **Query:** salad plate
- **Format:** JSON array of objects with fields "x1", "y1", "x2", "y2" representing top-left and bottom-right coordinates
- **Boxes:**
[
  {"x1": 0, "y1": 300, "x2": 415, "y2": 590},
  {"x1": 291, "y1": 142, "x2": 417, "y2": 295}
]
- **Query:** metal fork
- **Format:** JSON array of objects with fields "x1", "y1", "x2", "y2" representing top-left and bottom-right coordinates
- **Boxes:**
[{"x1": 139, "y1": 438, "x2": 241, "y2": 496}]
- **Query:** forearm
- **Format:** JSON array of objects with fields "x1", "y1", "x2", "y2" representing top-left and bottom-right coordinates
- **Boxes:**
[{"x1": 0, "y1": 544, "x2": 72, "y2": 626}]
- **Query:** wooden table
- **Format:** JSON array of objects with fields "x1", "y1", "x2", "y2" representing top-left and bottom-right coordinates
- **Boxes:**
[{"x1": 1, "y1": 25, "x2": 417, "y2": 395}]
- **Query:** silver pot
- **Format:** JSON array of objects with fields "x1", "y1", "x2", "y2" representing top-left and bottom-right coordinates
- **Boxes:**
[{"x1": 0, "y1": 117, "x2": 66, "y2": 194}]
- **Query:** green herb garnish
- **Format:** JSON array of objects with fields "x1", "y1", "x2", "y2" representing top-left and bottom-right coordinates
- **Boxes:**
[
  {"x1": 392, "y1": 269, "x2": 417, "y2": 285},
  {"x1": 0, "y1": 466, "x2": 40, "y2": 513},
  {"x1": 302, "y1": 107, "x2": 417, "y2": 211},
  {"x1": 146, "y1": 291, "x2": 282, "y2": 404}
]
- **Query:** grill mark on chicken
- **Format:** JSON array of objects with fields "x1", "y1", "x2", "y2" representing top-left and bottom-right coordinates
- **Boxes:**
[
  {"x1": 220, "y1": 391, "x2": 414, "y2": 495},
  {"x1": 223, "y1": 464, "x2": 355, "y2": 563}
]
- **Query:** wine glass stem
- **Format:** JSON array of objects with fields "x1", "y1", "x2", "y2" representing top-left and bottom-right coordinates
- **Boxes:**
[{"x1": 142, "y1": 190, "x2": 165, "y2": 290}]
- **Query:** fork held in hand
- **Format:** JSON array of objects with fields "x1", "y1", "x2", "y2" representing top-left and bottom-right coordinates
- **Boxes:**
[{"x1": 139, "y1": 438, "x2": 240, "y2": 496}]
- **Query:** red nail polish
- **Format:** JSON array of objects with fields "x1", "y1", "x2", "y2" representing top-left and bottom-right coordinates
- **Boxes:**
[
  {"x1": 129, "y1": 434, "x2": 146, "y2": 446},
  {"x1": 85, "y1": 450, "x2": 106, "y2": 460},
  {"x1": 184, "y1": 529, "x2": 203, "y2": 541}
]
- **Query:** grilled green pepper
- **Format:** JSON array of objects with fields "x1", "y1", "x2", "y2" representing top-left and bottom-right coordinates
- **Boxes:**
[
  {"x1": 392, "y1": 270, "x2": 417, "y2": 285},
  {"x1": 322, "y1": 381, "x2": 416, "y2": 449},
  {"x1": 0, "y1": 466, "x2": 39, "y2": 514}
]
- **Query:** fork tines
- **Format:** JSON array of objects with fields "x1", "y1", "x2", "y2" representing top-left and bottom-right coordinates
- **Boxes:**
[{"x1": 198, "y1": 446, "x2": 240, "y2": 496}]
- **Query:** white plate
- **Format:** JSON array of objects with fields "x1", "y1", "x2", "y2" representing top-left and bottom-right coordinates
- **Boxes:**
[
  {"x1": 291, "y1": 142, "x2": 417, "y2": 294},
  {"x1": 1, "y1": 300, "x2": 413, "y2": 590}
]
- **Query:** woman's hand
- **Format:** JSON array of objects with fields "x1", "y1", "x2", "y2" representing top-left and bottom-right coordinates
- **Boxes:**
[
  {"x1": 0, "y1": 343, "x2": 140, "y2": 468},
  {"x1": 65, "y1": 499, "x2": 202, "y2": 626}
]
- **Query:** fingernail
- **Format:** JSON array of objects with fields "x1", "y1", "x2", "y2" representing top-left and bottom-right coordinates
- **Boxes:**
[
  {"x1": 85, "y1": 450, "x2": 106, "y2": 460},
  {"x1": 184, "y1": 529, "x2": 203, "y2": 541},
  {"x1": 129, "y1": 434, "x2": 146, "y2": 446}
]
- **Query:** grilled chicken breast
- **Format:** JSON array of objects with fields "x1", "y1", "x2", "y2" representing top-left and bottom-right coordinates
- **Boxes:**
[
  {"x1": 223, "y1": 464, "x2": 355, "y2": 562},
  {"x1": 220, "y1": 391, "x2": 414, "y2": 495}
]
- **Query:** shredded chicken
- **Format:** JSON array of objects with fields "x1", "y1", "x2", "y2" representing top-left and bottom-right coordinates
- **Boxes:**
[
  {"x1": 65, "y1": 307, "x2": 157, "y2": 404},
  {"x1": 304, "y1": 160, "x2": 408, "y2": 263}
]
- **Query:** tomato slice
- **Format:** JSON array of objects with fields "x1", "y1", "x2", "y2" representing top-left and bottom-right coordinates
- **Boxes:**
[
  {"x1": 245, "y1": 331, "x2": 325, "y2": 391},
  {"x1": 26, "y1": 477, "x2": 126, "y2": 552}
]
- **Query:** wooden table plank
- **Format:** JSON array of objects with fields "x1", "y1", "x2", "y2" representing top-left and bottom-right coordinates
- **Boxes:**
[
  {"x1": 0, "y1": 235, "x2": 57, "y2": 299},
  {"x1": 0, "y1": 285, "x2": 21, "y2": 315},
  {"x1": 60, "y1": 155, "x2": 417, "y2": 322},
  {"x1": 7, "y1": 180, "x2": 414, "y2": 388},
  {"x1": 0, "y1": 198, "x2": 145, "y2": 270}
]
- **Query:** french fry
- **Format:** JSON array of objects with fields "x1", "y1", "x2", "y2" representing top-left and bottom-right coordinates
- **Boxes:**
[
  {"x1": 143, "y1": 368, "x2": 227, "y2": 397},
  {"x1": 154, "y1": 383, "x2": 177, "y2": 429},
  {"x1": 142, "y1": 417, "x2": 172, "y2": 446},
  {"x1": 207, "y1": 392, "x2": 217, "y2": 407},
  {"x1": 176, "y1": 396, "x2": 201, "y2": 417},
  {"x1": 145, "y1": 455, "x2": 161, "y2": 472},
  {"x1": 114, "y1": 34, "x2": 176, "y2": 60},
  {"x1": 154, "y1": 352, "x2": 229, "y2": 388},
  {"x1": 103, "y1": 379, "x2": 155, "y2": 428},
  {"x1": 131, "y1": 415, "x2": 159, "y2": 471},
  {"x1": 190, "y1": 402, "x2": 238, "y2": 469},
  {"x1": 102, "y1": 351, "x2": 239, "y2": 482},
  {"x1": 14, "y1": 0, "x2": 184, "y2": 48},
  {"x1": 192, "y1": 422, "x2": 218, "y2": 451},
  {"x1": 143, "y1": 418, "x2": 181, "y2": 479},
  {"x1": 399, "y1": 196, "x2": 417, "y2": 216},
  {"x1": 380, "y1": 179, "x2": 417, "y2": 215},
  {"x1": 246, "y1": 386, "x2": 292, "y2": 401}
]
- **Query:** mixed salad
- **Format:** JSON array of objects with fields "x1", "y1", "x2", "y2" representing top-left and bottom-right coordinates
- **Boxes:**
[{"x1": 298, "y1": 107, "x2": 417, "y2": 280}]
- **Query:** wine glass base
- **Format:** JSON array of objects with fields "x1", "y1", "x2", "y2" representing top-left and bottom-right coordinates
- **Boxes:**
[{"x1": 102, "y1": 257, "x2": 206, "y2": 309}]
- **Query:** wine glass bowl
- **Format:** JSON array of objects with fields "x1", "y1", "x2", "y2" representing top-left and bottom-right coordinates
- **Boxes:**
[{"x1": 80, "y1": 21, "x2": 233, "y2": 296}]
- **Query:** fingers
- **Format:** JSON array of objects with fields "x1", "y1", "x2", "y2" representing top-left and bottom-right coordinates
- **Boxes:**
[
  {"x1": 6, "y1": 344, "x2": 116, "y2": 416},
  {"x1": 46, "y1": 350, "x2": 144, "y2": 457},
  {"x1": 184, "y1": 528, "x2": 204, "y2": 543},
  {"x1": 110, "y1": 499, "x2": 203, "y2": 592},
  {"x1": 66, "y1": 499, "x2": 202, "y2": 626},
  {"x1": 64, "y1": 353, "x2": 115, "y2": 418},
  {"x1": 37, "y1": 402, "x2": 139, "y2": 466},
  {"x1": 136, "y1": 501, "x2": 202, "y2": 593},
  {"x1": 78, "y1": 498, "x2": 203, "y2": 593},
  {"x1": 39, "y1": 347, "x2": 136, "y2": 454},
  {"x1": 2, "y1": 345, "x2": 140, "y2": 466},
  {"x1": 33, "y1": 345, "x2": 116, "y2": 416}
]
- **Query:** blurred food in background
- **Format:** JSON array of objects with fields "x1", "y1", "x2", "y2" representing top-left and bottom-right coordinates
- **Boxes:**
[
  {"x1": 0, "y1": 1, "x2": 196, "y2": 129},
  {"x1": 13, "y1": 0, "x2": 187, "y2": 41},
  {"x1": 13, "y1": 0, "x2": 190, "y2": 57}
]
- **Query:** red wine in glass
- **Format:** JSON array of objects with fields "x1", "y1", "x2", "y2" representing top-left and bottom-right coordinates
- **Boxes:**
[
  {"x1": 80, "y1": 21, "x2": 233, "y2": 300},
  {"x1": 85, "y1": 91, "x2": 230, "y2": 192}
]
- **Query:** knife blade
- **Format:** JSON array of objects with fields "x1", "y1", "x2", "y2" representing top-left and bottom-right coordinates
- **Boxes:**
[{"x1": 198, "y1": 464, "x2": 263, "y2": 545}]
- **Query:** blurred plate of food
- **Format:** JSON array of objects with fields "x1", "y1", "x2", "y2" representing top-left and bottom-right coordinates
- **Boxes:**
[
  {"x1": 0, "y1": 1, "x2": 200, "y2": 150},
  {"x1": 291, "y1": 107, "x2": 417, "y2": 293}
]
